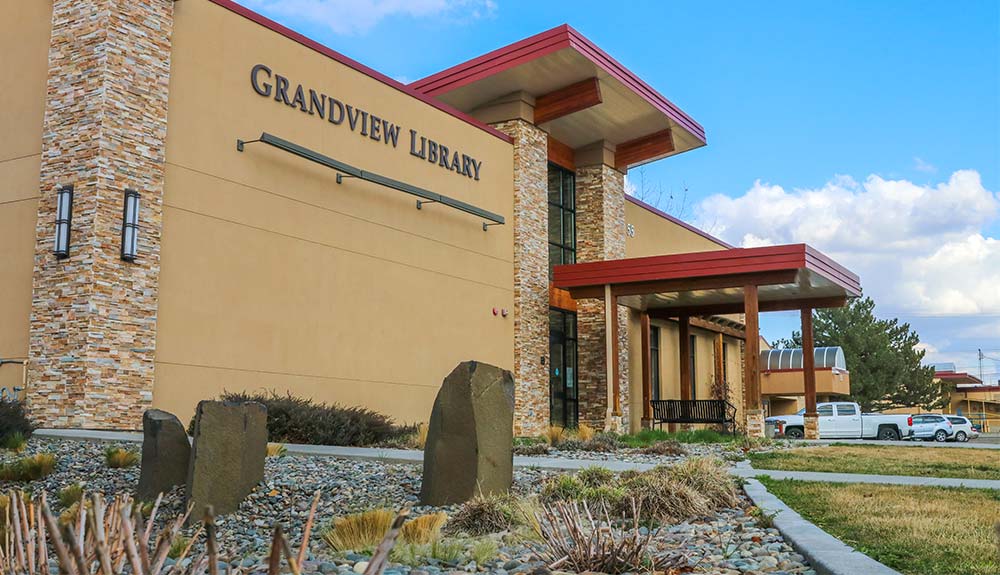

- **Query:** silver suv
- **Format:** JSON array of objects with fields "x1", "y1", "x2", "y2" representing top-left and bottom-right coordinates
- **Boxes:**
[
  {"x1": 909, "y1": 414, "x2": 954, "y2": 442},
  {"x1": 945, "y1": 416, "x2": 979, "y2": 442}
]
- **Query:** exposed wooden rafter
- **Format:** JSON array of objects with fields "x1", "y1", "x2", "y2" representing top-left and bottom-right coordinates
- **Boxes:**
[
  {"x1": 615, "y1": 129, "x2": 675, "y2": 171},
  {"x1": 534, "y1": 77, "x2": 603, "y2": 125}
]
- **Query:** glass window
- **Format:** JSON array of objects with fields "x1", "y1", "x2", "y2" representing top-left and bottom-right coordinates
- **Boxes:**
[
  {"x1": 547, "y1": 164, "x2": 575, "y2": 279},
  {"x1": 836, "y1": 404, "x2": 857, "y2": 416},
  {"x1": 549, "y1": 308, "x2": 578, "y2": 428},
  {"x1": 818, "y1": 405, "x2": 834, "y2": 417},
  {"x1": 947, "y1": 417, "x2": 964, "y2": 424}
]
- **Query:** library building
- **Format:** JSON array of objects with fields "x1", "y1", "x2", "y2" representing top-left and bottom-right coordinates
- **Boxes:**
[{"x1": 0, "y1": 0, "x2": 860, "y2": 437}]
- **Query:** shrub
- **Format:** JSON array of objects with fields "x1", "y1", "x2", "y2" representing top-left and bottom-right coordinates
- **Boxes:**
[
  {"x1": 0, "y1": 432, "x2": 27, "y2": 452},
  {"x1": 400, "y1": 512, "x2": 447, "y2": 544},
  {"x1": 58, "y1": 483, "x2": 84, "y2": 508},
  {"x1": 577, "y1": 466, "x2": 615, "y2": 488},
  {"x1": 0, "y1": 453, "x2": 57, "y2": 481},
  {"x1": 619, "y1": 472, "x2": 710, "y2": 522},
  {"x1": 666, "y1": 457, "x2": 740, "y2": 509},
  {"x1": 322, "y1": 508, "x2": 395, "y2": 552},
  {"x1": 575, "y1": 423, "x2": 596, "y2": 442},
  {"x1": 513, "y1": 443, "x2": 549, "y2": 456},
  {"x1": 104, "y1": 447, "x2": 139, "y2": 468},
  {"x1": 0, "y1": 400, "x2": 33, "y2": 447},
  {"x1": 554, "y1": 438, "x2": 585, "y2": 451},
  {"x1": 448, "y1": 493, "x2": 517, "y2": 536},
  {"x1": 266, "y1": 443, "x2": 287, "y2": 458},
  {"x1": 194, "y1": 391, "x2": 408, "y2": 447},
  {"x1": 582, "y1": 432, "x2": 622, "y2": 452},
  {"x1": 641, "y1": 440, "x2": 687, "y2": 456}
]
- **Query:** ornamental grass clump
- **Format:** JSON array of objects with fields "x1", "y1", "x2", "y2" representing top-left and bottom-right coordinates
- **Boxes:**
[
  {"x1": 448, "y1": 493, "x2": 517, "y2": 536},
  {"x1": 512, "y1": 443, "x2": 549, "y2": 456},
  {"x1": 0, "y1": 400, "x2": 33, "y2": 447},
  {"x1": 666, "y1": 457, "x2": 740, "y2": 509},
  {"x1": 399, "y1": 512, "x2": 447, "y2": 544},
  {"x1": 0, "y1": 453, "x2": 57, "y2": 481},
  {"x1": 58, "y1": 483, "x2": 84, "y2": 508},
  {"x1": 104, "y1": 447, "x2": 139, "y2": 468},
  {"x1": 0, "y1": 432, "x2": 27, "y2": 452},
  {"x1": 641, "y1": 439, "x2": 687, "y2": 456},
  {"x1": 543, "y1": 425, "x2": 564, "y2": 446},
  {"x1": 324, "y1": 509, "x2": 449, "y2": 552},
  {"x1": 266, "y1": 443, "x2": 287, "y2": 458}
]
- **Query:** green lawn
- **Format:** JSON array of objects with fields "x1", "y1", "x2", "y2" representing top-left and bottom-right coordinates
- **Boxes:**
[
  {"x1": 749, "y1": 444, "x2": 1000, "y2": 480},
  {"x1": 759, "y1": 478, "x2": 1000, "y2": 575}
]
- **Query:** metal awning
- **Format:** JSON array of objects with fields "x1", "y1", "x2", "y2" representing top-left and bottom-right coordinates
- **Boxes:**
[
  {"x1": 762, "y1": 347, "x2": 847, "y2": 371},
  {"x1": 553, "y1": 244, "x2": 861, "y2": 316}
]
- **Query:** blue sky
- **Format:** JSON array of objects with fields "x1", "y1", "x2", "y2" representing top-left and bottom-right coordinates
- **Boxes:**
[{"x1": 243, "y1": 0, "x2": 1000, "y2": 382}]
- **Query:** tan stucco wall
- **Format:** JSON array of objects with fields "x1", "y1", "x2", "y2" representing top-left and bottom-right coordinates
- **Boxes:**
[
  {"x1": 624, "y1": 199, "x2": 727, "y2": 258},
  {"x1": 154, "y1": 1, "x2": 514, "y2": 425},
  {"x1": 0, "y1": 3, "x2": 51, "y2": 386}
]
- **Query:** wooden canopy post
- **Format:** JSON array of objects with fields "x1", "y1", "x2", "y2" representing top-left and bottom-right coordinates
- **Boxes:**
[
  {"x1": 743, "y1": 284, "x2": 764, "y2": 437},
  {"x1": 801, "y1": 307, "x2": 819, "y2": 439},
  {"x1": 679, "y1": 316, "x2": 692, "y2": 400},
  {"x1": 640, "y1": 312, "x2": 652, "y2": 427},
  {"x1": 714, "y1": 333, "x2": 725, "y2": 399},
  {"x1": 604, "y1": 285, "x2": 622, "y2": 430}
]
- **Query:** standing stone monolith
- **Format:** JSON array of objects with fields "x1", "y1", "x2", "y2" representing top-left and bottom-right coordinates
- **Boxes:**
[
  {"x1": 137, "y1": 409, "x2": 191, "y2": 501},
  {"x1": 420, "y1": 361, "x2": 514, "y2": 506},
  {"x1": 185, "y1": 400, "x2": 267, "y2": 517}
]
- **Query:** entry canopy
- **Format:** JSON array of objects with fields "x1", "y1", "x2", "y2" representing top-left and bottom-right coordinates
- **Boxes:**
[
  {"x1": 761, "y1": 347, "x2": 847, "y2": 372},
  {"x1": 411, "y1": 25, "x2": 705, "y2": 170},
  {"x1": 552, "y1": 244, "x2": 861, "y2": 316}
]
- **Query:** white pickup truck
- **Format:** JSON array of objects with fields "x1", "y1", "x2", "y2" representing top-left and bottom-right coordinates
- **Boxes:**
[{"x1": 766, "y1": 401, "x2": 913, "y2": 440}]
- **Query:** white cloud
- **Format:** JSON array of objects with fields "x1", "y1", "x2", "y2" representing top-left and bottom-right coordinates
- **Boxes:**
[
  {"x1": 244, "y1": 0, "x2": 497, "y2": 35},
  {"x1": 914, "y1": 157, "x2": 937, "y2": 173},
  {"x1": 696, "y1": 169, "x2": 1000, "y2": 320}
]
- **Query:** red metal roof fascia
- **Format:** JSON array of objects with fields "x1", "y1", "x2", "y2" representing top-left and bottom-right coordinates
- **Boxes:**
[
  {"x1": 409, "y1": 25, "x2": 573, "y2": 94},
  {"x1": 625, "y1": 195, "x2": 733, "y2": 249},
  {"x1": 207, "y1": 0, "x2": 512, "y2": 144},
  {"x1": 804, "y1": 245, "x2": 861, "y2": 294},
  {"x1": 553, "y1": 245, "x2": 808, "y2": 288},
  {"x1": 562, "y1": 26, "x2": 705, "y2": 143},
  {"x1": 410, "y1": 24, "x2": 706, "y2": 144},
  {"x1": 956, "y1": 384, "x2": 998, "y2": 391}
]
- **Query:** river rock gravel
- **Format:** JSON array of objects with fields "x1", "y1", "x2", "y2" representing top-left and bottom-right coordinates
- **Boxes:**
[{"x1": 0, "y1": 438, "x2": 813, "y2": 574}]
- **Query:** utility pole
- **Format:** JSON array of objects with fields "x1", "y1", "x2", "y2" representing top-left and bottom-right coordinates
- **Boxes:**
[{"x1": 979, "y1": 349, "x2": 985, "y2": 382}]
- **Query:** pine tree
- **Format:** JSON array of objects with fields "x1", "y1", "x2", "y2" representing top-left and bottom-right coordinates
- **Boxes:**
[{"x1": 772, "y1": 297, "x2": 942, "y2": 411}]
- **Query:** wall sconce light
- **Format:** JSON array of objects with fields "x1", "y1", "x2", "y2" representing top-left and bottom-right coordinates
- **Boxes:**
[
  {"x1": 53, "y1": 184, "x2": 73, "y2": 259},
  {"x1": 120, "y1": 188, "x2": 140, "y2": 262}
]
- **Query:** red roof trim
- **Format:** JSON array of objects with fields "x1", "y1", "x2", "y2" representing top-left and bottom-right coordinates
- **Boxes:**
[
  {"x1": 205, "y1": 0, "x2": 512, "y2": 144},
  {"x1": 955, "y1": 384, "x2": 999, "y2": 392},
  {"x1": 625, "y1": 195, "x2": 734, "y2": 249},
  {"x1": 553, "y1": 243, "x2": 862, "y2": 296},
  {"x1": 936, "y1": 371, "x2": 984, "y2": 384},
  {"x1": 410, "y1": 24, "x2": 706, "y2": 143}
]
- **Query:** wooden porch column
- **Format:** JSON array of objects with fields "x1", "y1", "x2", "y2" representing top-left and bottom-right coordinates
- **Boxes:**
[
  {"x1": 640, "y1": 312, "x2": 652, "y2": 427},
  {"x1": 679, "y1": 316, "x2": 692, "y2": 400},
  {"x1": 603, "y1": 285, "x2": 622, "y2": 429},
  {"x1": 743, "y1": 285, "x2": 764, "y2": 436},
  {"x1": 801, "y1": 307, "x2": 819, "y2": 439},
  {"x1": 714, "y1": 333, "x2": 725, "y2": 398}
]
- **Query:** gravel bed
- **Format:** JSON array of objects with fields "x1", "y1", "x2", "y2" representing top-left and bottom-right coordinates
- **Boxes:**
[{"x1": 0, "y1": 438, "x2": 813, "y2": 574}]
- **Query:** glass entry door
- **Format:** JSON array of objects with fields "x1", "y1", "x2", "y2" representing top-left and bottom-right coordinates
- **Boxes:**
[{"x1": 549, "y1": 308, "x2": 578, "y2": 428}]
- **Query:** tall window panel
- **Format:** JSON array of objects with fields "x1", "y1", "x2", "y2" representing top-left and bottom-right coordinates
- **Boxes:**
[
  {"x1": 547, "y1": 164, "x2": 575, "y2": 279},
  {"x1": 120, "y1": 189, "x2": 140, "y2": 262},
  {"x1": 53, "y1": 184, "x2": 74, "y2": 259}
]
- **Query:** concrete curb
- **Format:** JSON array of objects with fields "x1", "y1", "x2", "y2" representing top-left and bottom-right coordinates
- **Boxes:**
[{"x1": 743, "y1": 478, "x2": 902, "y2": 575}]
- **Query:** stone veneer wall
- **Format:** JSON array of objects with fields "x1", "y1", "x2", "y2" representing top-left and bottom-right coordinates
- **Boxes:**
[
  {"x1": 490, "y1": 119, "x2": 549, "y2": 436},
  {"x1": 27, "y1": 0, "x2": 173, "y2": 428},
  {"x1": 574, "y1": 164, "x2": 629, "y2": 430}
]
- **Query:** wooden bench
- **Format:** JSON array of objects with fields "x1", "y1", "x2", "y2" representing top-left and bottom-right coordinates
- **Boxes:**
[{"x1": 650, "y1": 399, "x2": 738, "y2": 434}]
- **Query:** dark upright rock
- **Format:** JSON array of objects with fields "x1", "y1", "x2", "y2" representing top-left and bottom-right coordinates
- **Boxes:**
[
  {"x1": 185, "y1": 400, "x2": 267, "y2": 517},
  {"x1": 420, "y1": 361, "x2": 514, "y2": 506},
  {"x1": 137, "y1": 409, "x2": 191, "y2": 501}
]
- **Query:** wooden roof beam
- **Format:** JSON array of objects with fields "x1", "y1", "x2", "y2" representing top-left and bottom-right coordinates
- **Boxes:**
[
  {"x1": 534, "y1": 77, "x2": 603, "y2": 125},
  {"x1": 615, "y1": 129, "x2": 675, "y2": 171}
]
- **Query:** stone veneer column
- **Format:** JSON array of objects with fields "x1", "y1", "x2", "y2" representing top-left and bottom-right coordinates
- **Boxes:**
[
  {"x1": 575, "y1": 164, "x2": 629, "y2": 431},
  {"x1": 27, "y1": 0, "x2": 173, "y2": 429},
  {"x1": 490, "y1": 120, "x2": 549, "y2": 436}
]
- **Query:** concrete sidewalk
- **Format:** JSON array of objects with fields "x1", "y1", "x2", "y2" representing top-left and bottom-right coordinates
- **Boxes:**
[{"x1": 732, "y1": 461, "x2": 1000, "y2": 490}]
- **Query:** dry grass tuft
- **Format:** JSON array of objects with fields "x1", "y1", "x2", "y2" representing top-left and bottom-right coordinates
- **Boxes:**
[
  {"x1": 0, "y1": 432, "x2": 27, "y2": 452},
  {"x1": 266, "y1": 443, "x2": 287, "y2": 458},
  {"x1": 58, "y1": 483, "x2": 83, "y2": 508},
  {"x1": 666, "y1": 457, "x2": 740, "y2": 509},
  {"x1": 448, "y1": 493, "x2": 517, "y2": 536},
  {"x1": 0, "y1": 453, "x2": 57, "y2": 481},
  {"x1": 400, "y1": 512, "x2": 447, "y2": 544},
  {"x1": 544, "y1": 426, "x2": 564, "y2": 446},
  {"x1": 641, "y1": 440, "x2": 687, "y2": 456},
  {"x1": 408, "y1": 423, "x2": 429, "y2": 450},
  {"x1": 104, "y1": 447, "x2": 139, "y2": 468},
  {"x1": 322, "y1": 508, "x2": 396, "y2": 552},
  {"x1": 575, "y1": 423, "x2": 595, "y2": 442},
  {"x1": 762, "y1": 479, "x2": 1000, "y2": 575}
]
